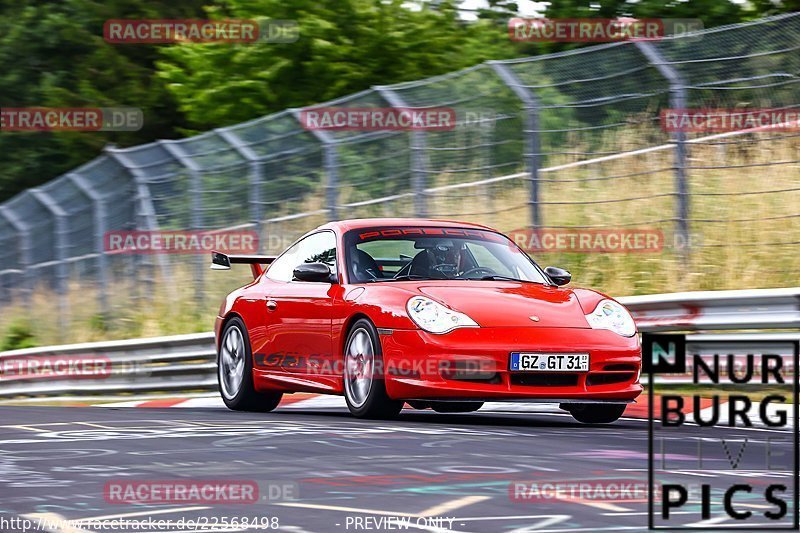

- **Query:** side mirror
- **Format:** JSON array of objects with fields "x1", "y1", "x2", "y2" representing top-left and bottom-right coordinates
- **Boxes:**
[
  {"x1": 544, "y1": 266, "x2": 571, "y2": 286},
  {"x1": 293, "y1": 262, "x2": 334, "y2": 283}
]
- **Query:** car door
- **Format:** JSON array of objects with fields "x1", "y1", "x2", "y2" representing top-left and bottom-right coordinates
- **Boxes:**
[{"x1": 261, "y1": 231, "x2": 338, "y2": 381}]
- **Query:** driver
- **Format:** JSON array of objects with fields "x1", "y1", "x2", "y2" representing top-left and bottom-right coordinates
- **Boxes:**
[
  {"x1": 431, "y1": 239, "x2": 465, "y2": 273},
  {"x1": 410, "y1": 239, "x2": 467, "y2": 278}
]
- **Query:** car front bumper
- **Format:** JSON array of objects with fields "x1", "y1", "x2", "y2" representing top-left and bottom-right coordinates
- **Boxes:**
[{"x1": 380, "y1": 326, "x2": 642, "y2": 402}]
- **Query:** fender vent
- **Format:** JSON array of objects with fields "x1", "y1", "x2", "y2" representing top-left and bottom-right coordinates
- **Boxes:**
[
  {"x1": 587, "y1": 372, "x2": 635, "y2": 386},
  {"x1": 440, "y1": 361, "x2": 501, "y2": 383},
  {"x1": 442, "y1": 371, "x2": 502, "y2": 384},
  {"x1": 603, "y1": 363, "x2": 638, "y2": 371}
]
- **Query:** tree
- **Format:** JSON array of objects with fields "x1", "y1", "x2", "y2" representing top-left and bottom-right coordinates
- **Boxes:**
[
  {"x1": 543, "y1": 0, "x2": 748, "y2": 27},
  {"x1": 0, "y1": 0, "x2": 206, "y2": 202},
  {"x1": 156, "y1": 0, "x2": 520, "y2": 129}
]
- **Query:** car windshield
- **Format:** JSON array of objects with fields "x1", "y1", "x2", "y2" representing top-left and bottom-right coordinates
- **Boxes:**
[{"x1": 344, "y1": 226, "x2": 549, "y2": 284}]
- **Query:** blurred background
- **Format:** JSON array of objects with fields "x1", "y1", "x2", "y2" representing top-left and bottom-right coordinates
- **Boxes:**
[{"x1": 0, "y1": 0, "x2": 798, "y2": 348}]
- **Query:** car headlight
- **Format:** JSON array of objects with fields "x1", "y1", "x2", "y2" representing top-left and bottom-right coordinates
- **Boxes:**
[
  {"x1": 585, "y1": 299, "x2": 636, "y2": 337},
  {"x1": 406, "y1": 296, "x2": 478, "y2": 334}
]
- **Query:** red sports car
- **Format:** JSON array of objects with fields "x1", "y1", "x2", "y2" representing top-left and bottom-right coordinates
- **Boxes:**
[{"x1": 212, "y1": 218, "x2": 642, "y2": 423}]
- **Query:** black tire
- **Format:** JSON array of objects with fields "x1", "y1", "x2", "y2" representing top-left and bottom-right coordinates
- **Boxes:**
[
  {"x1": 565, "y1": 403, "x2": 626, "y2": 424},
  {"x1": 343, "y1": 318, "x2": 403, "y2": 419},
  {"x1": 430, "y1": 401, "x2": 484, "y2": 413},
  {"x1": 218, "y1": 316, "x2": 282, "y2": 412}
]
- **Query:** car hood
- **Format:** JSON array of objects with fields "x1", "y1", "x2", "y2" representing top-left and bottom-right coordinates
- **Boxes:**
[{"x1": 417, "y1": 282, "x2": 591, "y2": 328}]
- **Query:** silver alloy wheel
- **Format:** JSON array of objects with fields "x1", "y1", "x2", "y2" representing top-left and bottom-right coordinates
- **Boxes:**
[
  {"x1": 219, "y1": 325, "x2": 246, "y2": 400},
  {"x1": 344, "y1": 328, "x2": 374, "y2": 408}
]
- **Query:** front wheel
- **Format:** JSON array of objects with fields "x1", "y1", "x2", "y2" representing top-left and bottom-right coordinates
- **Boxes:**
[
  {"x1": 343, "y1": 319, "x2": 403, "y2": 419},
  {"x1": 564, "y1": 403, "x2": 626, "y2": 424},
  {"x1": 218, "y1": 316, "x2": 282, "y2": 412}
]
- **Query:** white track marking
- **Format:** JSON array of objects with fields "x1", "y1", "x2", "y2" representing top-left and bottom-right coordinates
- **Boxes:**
[
  {"x1": 73, "y1": 422, "x2": 114, "y2": 429},
  {"x1": 280, "y1": 395, "x2": 346, "y2": 409},
  {"x1": 512, "y1": 526, "x2": 644, "y2": 533},
  {"x1": 686, "y1": 515, "x2": 732, "y2": 527},
  {"x1": 555, "y1": 496, "x2": 632, "y2": 512},
  {"x1": 418, "y1": 495, "x2": 491, "y2": 517},
  {"x1": 273, "y1": 502, "x2": 418, "y2": 518},
  {"x1": 176, "y1": 396, "x2": 226, "y2": 408},
  {"x1": 72, "y1": 506, "x2": 210, "y2": 521}
]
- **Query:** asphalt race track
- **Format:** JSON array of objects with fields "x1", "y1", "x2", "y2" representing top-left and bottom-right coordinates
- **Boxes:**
[{"x1": 0, "y1": 404, "x2": 796, "y2": 532}]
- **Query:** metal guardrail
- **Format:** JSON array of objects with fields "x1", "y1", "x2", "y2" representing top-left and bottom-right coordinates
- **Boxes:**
[
  {"x1": 0, "y1": 332, "x2": 216, "y2": 397},
  {"x1": 0, "y1": 288, "x2": 797, "y2": 397},
  {"x1": 621, "y1": 288, "x2": 800, "y2": 331}
]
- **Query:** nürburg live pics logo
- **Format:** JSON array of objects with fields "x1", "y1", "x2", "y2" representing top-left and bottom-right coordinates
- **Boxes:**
[{"x1": 645, "y1": 333, "x2": 799, "y2": 530}]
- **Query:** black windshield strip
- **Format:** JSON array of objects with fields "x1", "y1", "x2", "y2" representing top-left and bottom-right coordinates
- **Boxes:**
[{"x1": 365, "y1": 276, "x2": 543, "y2": 283}]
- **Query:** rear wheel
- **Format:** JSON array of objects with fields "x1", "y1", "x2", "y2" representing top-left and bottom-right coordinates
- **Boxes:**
[
  {"x1": 218, "y1": 316, "x2": 282, "y2": 412},
  {"x1": 343, "y1": 319, "x2": 403, "y2": 419},
  {"x1": 430, "y1": 401, "x2": 484, "y2": 413},
  {"x1": 564, "y1": 403, "x2": 626, "y2": 424}
]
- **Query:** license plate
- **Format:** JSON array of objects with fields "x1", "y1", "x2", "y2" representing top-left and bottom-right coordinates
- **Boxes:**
[{"x1": 510, "y1": 352, "x2": 589, "y2": 372}]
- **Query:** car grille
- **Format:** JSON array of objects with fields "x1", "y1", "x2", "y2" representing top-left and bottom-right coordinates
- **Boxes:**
[{"x1": 510, "y1": 373, "x2": 580, "y2": 387}]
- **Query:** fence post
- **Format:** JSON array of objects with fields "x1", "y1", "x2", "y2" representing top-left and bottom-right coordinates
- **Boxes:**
[
  {"x1": 635, "y1": 41, "x2": 691, "y2": 262},
  {"x1": 69, "y1": 173, "x2": 110, "y2": 318},
  {"x1": 488, "y1": 61, "x2": 542, "y2": 228},
  {"x1": 0, "y1": 206, "x2": 32, "y2": 303},
  {"x1": 160, "y1": 141, "x2": 205, "y2": 302},
  {"x1": 322, "y1": 144, "x2": 340, "y2": 221},
  {"x1": 248, "y1": 162, "x2": 263, "y2": 249},
  {"x1": 479, "y1": 113, "x2": 495, "y2": 226},
  {"x1": 104, "y1": 146, "x2": 175, "y2": 300},
  {"x1": 374, "y1": 86, "x2": 428, "y2": 217},
  {"x1": 215, "y1": 128, "x2": 263, "y2": 230},
  {"x1": 29, "y1": 189, "x2": 69, "y2": 340},
  {"x1": 290, "y1": 108, "x2": 339, "y2": 220}
]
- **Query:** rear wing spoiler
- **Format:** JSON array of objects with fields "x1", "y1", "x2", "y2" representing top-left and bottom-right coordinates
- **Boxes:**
[{"x1": 210, "y1": 251, "x2": 276, "y2": 279}]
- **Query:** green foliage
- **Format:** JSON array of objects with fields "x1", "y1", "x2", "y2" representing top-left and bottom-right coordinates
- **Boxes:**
[
  {"x1": 1, "y1": 319, "x2": 37, "y2": 351},
  {"x1": 533, "y1": 0, "x2": 781, "y2": 56},
  {"x1": 543, "y1": 0, "x2": 748, "y2": 26},
  {"x1": 0, "y1": 0, "x2": 207, "y2": 203},
  {"x1": 0, "y1": 0, "x2": 787, "y2": 204},
  {"x1": 88, "y1": 312, "x2": 110, "y2": 334},
  {"x1": 156, "y1": 0, "x2": 520, "y2": 130}
]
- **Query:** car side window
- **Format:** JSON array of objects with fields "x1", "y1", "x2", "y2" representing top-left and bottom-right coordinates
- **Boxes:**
[
  {"x1": 298, "y1": 231, "x2": 337, "y2": 274},
  {"x1": 266, "y1": 231, "x2": 337, "y2": 282}
]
